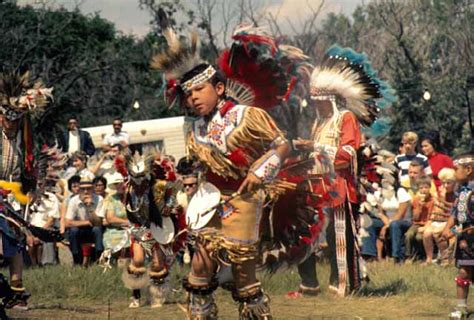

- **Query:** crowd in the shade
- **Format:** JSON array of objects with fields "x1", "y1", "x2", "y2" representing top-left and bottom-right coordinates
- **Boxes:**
[
  {"x1": 23, "y1": 112, "x2": 460, "y2": 269},
  {"x1": 358, "y1": 130, "x2": 456, "y2": 266}
]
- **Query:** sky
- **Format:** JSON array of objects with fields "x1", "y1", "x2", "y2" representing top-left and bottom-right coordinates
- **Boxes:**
[{"x1": 17, "y1": 0, "x2": 365, "y2": 38}]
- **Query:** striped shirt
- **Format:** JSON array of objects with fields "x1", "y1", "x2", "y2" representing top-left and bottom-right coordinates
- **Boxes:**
[{"x1": 394, "y1": 153, "x2": 432, "y2": 182}]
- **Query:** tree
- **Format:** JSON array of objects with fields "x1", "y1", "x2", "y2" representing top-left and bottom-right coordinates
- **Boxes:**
[{"x1": 0, "y1": 2, "x2": 174, "y2": 146}]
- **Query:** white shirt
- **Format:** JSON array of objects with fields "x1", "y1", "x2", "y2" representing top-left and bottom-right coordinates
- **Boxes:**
[
  {"x1": 68, "y1": 130, "x2": 80, "y2": 155},
  {"x1": 29, "y1": 192, "x2": 60, "y2": 228},
  {"x1": 66, "y1": 194, "x2": 104, "y2": 221},
  {"x1": 102, "y1": 131, "x2": 130, "y2": 147},
  {"x1": 396, "y1": 187, "x2": 414, "y2": 222}
]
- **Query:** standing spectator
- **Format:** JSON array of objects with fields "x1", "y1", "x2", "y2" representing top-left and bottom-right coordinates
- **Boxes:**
[
  {"x1": 65, "y1": 178, "x2": 104, "y2": 266},
  {"x1": 394, "y1": 131, "x2": 432, "y2": 182},
  {"x1": 58, "y1": 115, "x2": 95, "y2": 156},
  {"x1": 404, "y1": 175, "x2": 434, "y2": 260},
  {"x1": 101, "y1": 117, "x2": 130, "y2": 152},
  {"x1": 420, "y1": 130, "x2": 454, "y2": 190},
  {"x1": 423, "y1": 168, "x2": 456, "y2": 265}
]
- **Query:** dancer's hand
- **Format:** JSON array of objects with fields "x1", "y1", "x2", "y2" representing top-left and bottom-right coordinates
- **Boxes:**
[
  {"x1": 238, "y1": 172, "x2": 262, "y2": 194},
  {"x1": 293, "y1": 139, "x2": 314, "y2": 152},
  {"x1": 162, "y1": 206, "x2": 171, "y2": 217}
]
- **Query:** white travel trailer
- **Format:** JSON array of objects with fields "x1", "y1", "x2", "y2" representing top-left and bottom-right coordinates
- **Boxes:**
[{"x1": 83, "y1": 116, "x2": 187, "y2": 161}]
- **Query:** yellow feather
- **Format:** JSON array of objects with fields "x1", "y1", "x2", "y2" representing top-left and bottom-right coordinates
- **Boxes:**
[{"x1": 0, "y1": 180, "x2": 31, "y2": 205}]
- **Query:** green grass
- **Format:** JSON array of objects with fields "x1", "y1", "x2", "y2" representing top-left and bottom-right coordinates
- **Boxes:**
[{"x1": 2, "y1": 260, "x2": 465, "y2": 319}]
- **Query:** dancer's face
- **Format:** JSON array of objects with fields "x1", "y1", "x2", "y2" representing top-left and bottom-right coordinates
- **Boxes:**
[
  {"x1": 312, "y1": 99, "x2": 333, "y2": 117},
  {"x1": 185, "y1": 81, "x2": 225, "y2": 116}
]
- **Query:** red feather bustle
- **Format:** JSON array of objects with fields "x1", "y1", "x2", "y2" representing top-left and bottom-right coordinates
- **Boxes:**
[
  {"x1": 217, "y1": 46, "x2": 288, "y2": 109},
  {"x1": 114, "y1": 155, "x2": 128, "y2": 177},
  {"x1": 160, "y1": 159, "x2": 177, "y2": 182}
]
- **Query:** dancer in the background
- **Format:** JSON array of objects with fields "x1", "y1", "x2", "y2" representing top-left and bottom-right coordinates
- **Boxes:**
[
  {"x1": 291, "y1": 45, "x2": 396, "y2": 297},
  {"x1": 441, "y1": 153, "x2": 474, "y2": 319},
  {"x1": 0, "y1": 71, "x2": 54, "y2": 311}
]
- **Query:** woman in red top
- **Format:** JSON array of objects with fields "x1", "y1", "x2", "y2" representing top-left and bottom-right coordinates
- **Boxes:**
[{"x1": 421, "y1": 131, "x2": 454, "y2": 190}]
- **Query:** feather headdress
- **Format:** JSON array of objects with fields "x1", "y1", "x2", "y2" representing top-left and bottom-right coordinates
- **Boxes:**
[
  {"x1": 310, "y1": 45, "x2": 396, "y2": 134},
  {"x1": 150, "y1": 9, "x2": 213, "y2": 108},
  {"x1": 37, "y1": 144, "x2": 68, "y2": 187},
  {"x1": 0, "y1": 71, "x2": 53, "y2": 121}
]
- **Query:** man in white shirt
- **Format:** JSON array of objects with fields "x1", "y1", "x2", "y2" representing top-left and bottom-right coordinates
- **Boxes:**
[
  {"x1": 101, "y1": 118, "x2": 130, "y2": 152},
  {"x1": 65, "y1": 178, "x2": 104, "y2": 265}
]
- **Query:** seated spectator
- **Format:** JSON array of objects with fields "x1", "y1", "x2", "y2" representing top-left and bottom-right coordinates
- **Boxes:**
[
  {"x1": 361, "y1": 184, "x2": 399, "y2": 261},
  {"x1": 93, "y1": 176, "x2": 108, "y2": 199},
  {"x1": 405, "y1": 175, "x2": 434, "y2": 260},
  {"x1": 423, "y1": 168, "x2": 457, "y2": 265},
  {"x1": 60, "y1": 175, "x2": 81, "y2": 235},
  {"x1": 400, "y1": 160, "x2": 437, "y2": 199},
  {"x1": 58, "y1": 175, "x2": 81, "y2": 266},
  {"x1": 420, "y1": 130, "x2": 454, "y2": 191},
  {"x1": 70, "y1": 151, "x2": 95, "y2": 180},
  {"x1": 360, "y1": 192, "x2": 387, "y2": 261},
  {"x1": 389, "y1": 160, "x2": 429, "y2": 263},
  {"x1": 176, "y1": 173, "x2": 198, "y2": 211},
  {"x1": 65, "y1": 177, "x2": 104, "y2": 266},
  {"x1": 394, "y1": 131, "x2": 432, "y2": 182},
  {"x1": 27, "y1": 190, "x2": 60, "y2": 266},
  {"x1": 102, "y1": 173, "x2": 130, "y2": 255}
]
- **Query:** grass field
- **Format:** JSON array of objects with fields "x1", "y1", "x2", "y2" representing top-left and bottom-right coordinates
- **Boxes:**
[{"x1": 3, "y1": 260, "x2": 464, "y2": 319}]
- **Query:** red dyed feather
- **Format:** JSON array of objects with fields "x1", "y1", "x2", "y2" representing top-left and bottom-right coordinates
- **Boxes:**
[
  {"x1": 114, "y1": 155, "x2": 128, "y2": 177},
  {"x1": 218, "y1": 45, "x2": 287, "y2": 109}
]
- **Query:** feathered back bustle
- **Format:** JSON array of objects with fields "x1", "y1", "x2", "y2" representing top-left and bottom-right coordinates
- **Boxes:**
[
  {"x1": 0, "y1": 71, "x2": 53, "y2": 120},
  {"x1": 218, "y1": 23, "x2": 314, "y2": 109}
]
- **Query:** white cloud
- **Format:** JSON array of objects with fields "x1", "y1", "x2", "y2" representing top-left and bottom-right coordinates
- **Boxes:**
[
  {"x1": 263, "y1": 0, "x2": 361, "y2": 34},
  {"x1": 16, "y1": 0, "x2": 364, "y2": 37}
]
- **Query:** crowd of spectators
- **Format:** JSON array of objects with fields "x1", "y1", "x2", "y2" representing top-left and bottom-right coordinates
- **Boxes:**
[
  {"x1": 23, "y1": 116, "x2": 461, "y2": 268},
  {"x1": 23, "y1": 116, "x2": 188, "y2": 267},
  {"x1": 360, "y1": 130, "x2": 457, "y2": 266}
]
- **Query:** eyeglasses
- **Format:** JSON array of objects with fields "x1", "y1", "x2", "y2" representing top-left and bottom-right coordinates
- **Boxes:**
[{"x1": 184, "y1": 183, "x2": 197, "y2": 188}]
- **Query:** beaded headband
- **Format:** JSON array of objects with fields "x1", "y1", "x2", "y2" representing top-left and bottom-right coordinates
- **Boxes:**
[
  {"x1": 454, "y1": 157, "x2": 474, "y2": 166},
  {"x1": 180, "y1": 65, "x2": 217, "y2": 93}
]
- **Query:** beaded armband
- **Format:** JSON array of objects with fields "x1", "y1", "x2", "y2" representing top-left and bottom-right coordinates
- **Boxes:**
[{"x1": 251, "y1": 151, "x2": 281, "y2": 183}]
